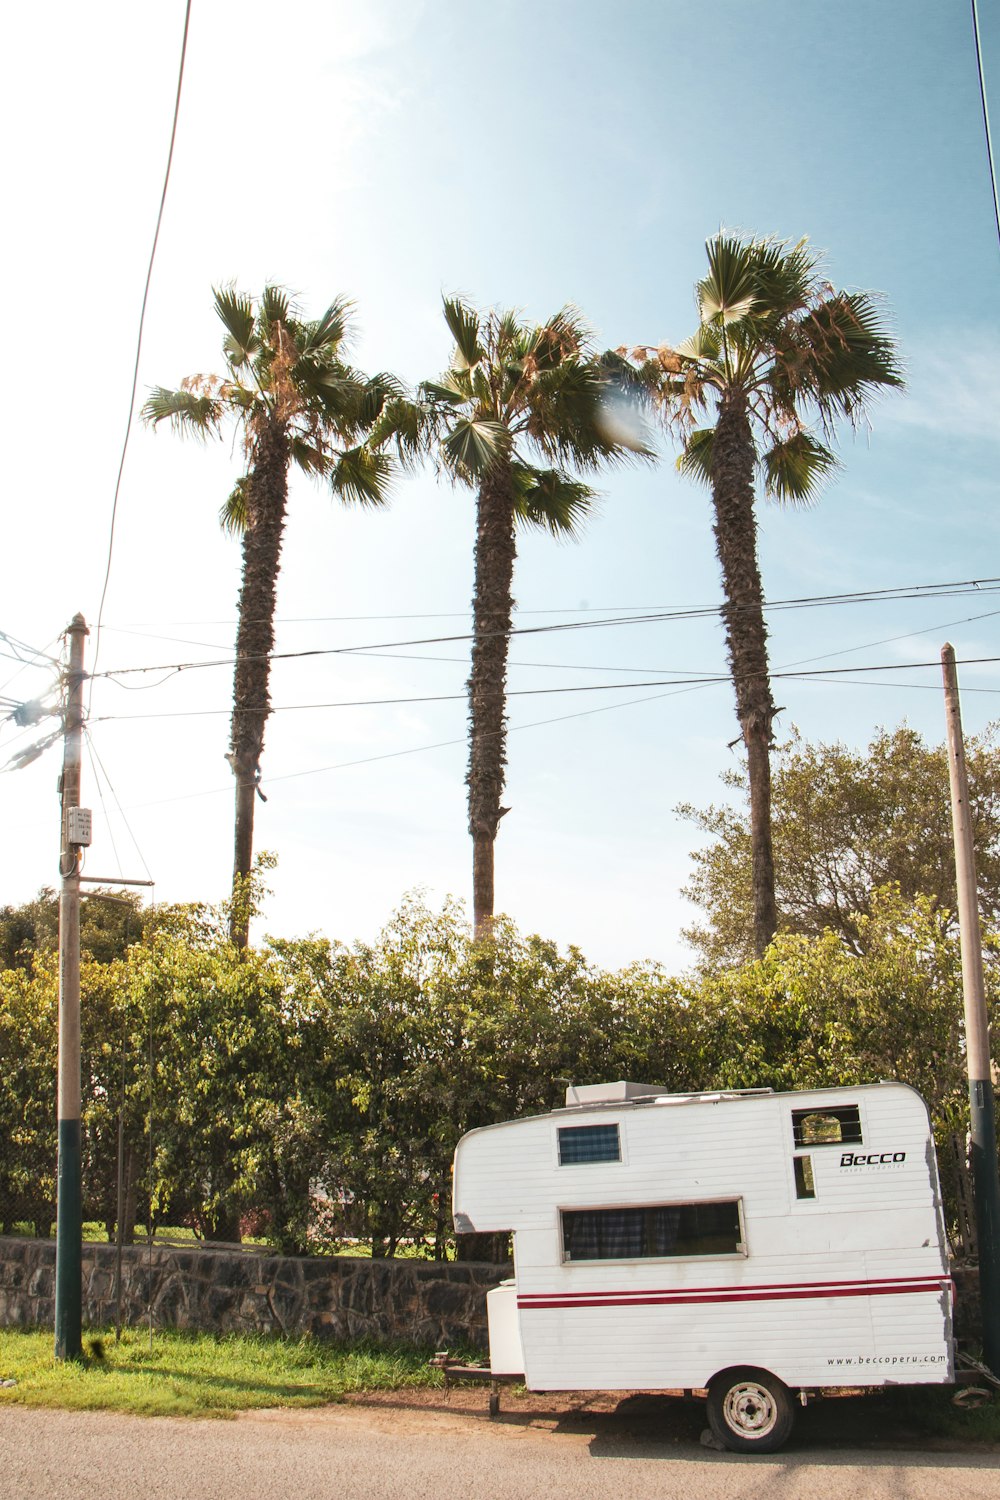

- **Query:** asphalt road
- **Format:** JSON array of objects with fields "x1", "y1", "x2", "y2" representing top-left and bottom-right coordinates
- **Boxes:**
[{"x1": 2, "y1": 1397, "x2": 999, "y2": 1500}]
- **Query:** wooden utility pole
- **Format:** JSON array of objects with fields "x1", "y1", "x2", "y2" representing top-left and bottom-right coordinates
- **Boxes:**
[
  {"x1": 942, "y1": 642, "x2": 1000, "y2": 1375},
  {"x1": 55, "y1": 613, "x2": 89, "y2": 1361}
]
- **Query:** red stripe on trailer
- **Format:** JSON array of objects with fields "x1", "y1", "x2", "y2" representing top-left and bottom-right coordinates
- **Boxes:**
[{"x1": 517, "y1": 1275, "x2": 950, "y2": 1311}]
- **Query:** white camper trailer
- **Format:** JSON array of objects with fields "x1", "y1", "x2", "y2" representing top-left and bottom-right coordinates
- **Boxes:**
[{"x1": 451, "y1": 1081, "x2": 954, "y2": 1452}]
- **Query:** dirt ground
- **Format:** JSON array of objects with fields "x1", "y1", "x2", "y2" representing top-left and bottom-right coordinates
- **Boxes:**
[{"x1": 347, "y1": 1384, "x2": 999, "y2": 1454}]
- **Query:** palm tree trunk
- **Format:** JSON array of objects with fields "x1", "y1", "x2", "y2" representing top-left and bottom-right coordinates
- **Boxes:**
[
  {"x1": 229, "y1": 419, "x2": 289, "y2": 947},
  {"x1": 711, "y1": 387, "x2": 778, "y2": 957},
  {"x1": 467, "y1": 459, "x2": 516, "y2": 941}
]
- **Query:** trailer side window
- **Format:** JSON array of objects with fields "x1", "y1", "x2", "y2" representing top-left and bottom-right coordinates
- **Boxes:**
[
  {"x1": 793, "y1": 1155, "x2": 816, "y2": 1199},
  {"x1": 562, "y1": 1200, "x2": 742, "y2": 1260},
  {"x1": 792, "y1": 1105, "x2": 862, "y2": 1147},
  {"x1": 558, "y1": 1124, "x2": 621, "y2": 1165}
]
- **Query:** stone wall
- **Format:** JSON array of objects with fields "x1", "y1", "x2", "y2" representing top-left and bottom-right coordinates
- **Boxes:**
[
  {"x1": 2, "y1": 1236, "x2": 983, "y2": 1359},
  {"x1": 0, "y1": 1236, "x2": 509, "y2": 1350}
]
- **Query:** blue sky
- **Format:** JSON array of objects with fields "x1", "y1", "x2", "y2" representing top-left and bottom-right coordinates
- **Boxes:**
[{"x1": 1, "y1": 0, "x2": 998, "y2": 968}]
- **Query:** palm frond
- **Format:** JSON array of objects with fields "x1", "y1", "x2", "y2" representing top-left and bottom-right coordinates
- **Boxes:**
[
  {"x1": 674, "y1": 325, "x2": 723, "y2": 364},
  {"x1": 290, "y1": 436, "x2": 331, "y2": 477},
  {"x1": 286, "y1": 356, "x2": 352, "y2": 411},
  {"x1": 470, "y1": 364, "x2": 494, "y2": 409},
  {"x1": 442, "y1": 417, "x2": 508, "y2": 477},
  {"x1": 213, "y1": 286, "x2": 258, "y2": 368},
  {"x1": 744, "y1": 235, "x2": 816, "y2": 321},
  {"x1": 141, "y1": 386, "x2": 222, "y2": 438},
  {"x1": 511, "y1": 464, "x2": 596, "y2": 537},
  {"x1": 260, "y1": 285, "x2": 291, "y2": 327},
  {"x1": 527, "y1": 358, "x2": 637, "y2": 468},
  {"x1": 676, "y1": 427, "x2": 716, "y2": 487},
  {"x1": 258, "y1": 285, "x2": 292, "y2": 337},
  {"x1": 599, "y1": 348, "x2": 658, "y2": 401},
  {"x1": 357, "y1": 371, "x2": 407, "y2": 426},
  {"x1": 421, "y1": 373, "x2": 470, "y2": 407},
  {"x1": 221, "y1": 382, "x2": 257, "y2": 411},
  {"x1": 698, "y1": 235, "x2": 759, "y2": 325},
  {"x1": 442, "y1": 296, "x2": 484, "y2": 371},
  {"x1": 803, "y1": 292, "x2": 904, "y2": 417},
  {"x1": 300, "y1": 295, "x2": 354, "y2": 354},
  {"x1": 762, "y1": 431, "x2": 839, "y2": 504},
  {"x1": 495, "y1": 308, "x2": 527, "y2": 356},
  {"x1": 369, "y1": 395, "x2": 431, "y2": 466},
  {"x1": 330, "y1": 445, "x2": 393, "y2": 506},
  {"x1": 529, "y1": 306, "x2": 588, "y2": 371},
  {"x1": 219, "y1": 475, "x2": 250, "y2": 534}
]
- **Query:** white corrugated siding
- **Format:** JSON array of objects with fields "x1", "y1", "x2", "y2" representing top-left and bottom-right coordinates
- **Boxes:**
[{"x1": 453, "y1": 1084, "x2": 952, "y2": 1390}]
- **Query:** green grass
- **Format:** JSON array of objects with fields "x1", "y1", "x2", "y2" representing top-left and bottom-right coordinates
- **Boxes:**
[
  {"x1": 0, "y1": 1327, "x2": 444, "y2": 1419},
  {"x1": 2, "y1": 1326, "x2": 994, "y2": 1442},
  {"x1": 8, "y1": 1225, "x2": 455, "y2": 1258}
]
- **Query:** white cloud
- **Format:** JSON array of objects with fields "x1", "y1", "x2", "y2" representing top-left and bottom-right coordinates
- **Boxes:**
[{"x1": 884, "y1": 336, "x2": 1000, "y2": 443}]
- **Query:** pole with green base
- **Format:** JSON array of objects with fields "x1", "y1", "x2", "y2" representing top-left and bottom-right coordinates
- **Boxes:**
[
  {"x1": 942, "y1": 642, "x2": 1000, "y2": 1377},
  {"x1": 55, "y1": 613, "x2": 88, "y2": 1361}
]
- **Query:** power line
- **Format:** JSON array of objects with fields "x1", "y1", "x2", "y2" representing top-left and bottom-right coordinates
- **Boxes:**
[
  {"x1": 85, "y1": 730, "x2": 125, "y2": 880},
  {"x1": 89, "y1": 0, "x2": 193, "y2": 701},
  {"x1": 0, "y1": 629, "x2": 60, "y2": 666},
  {"x1": 89, "y1": 654, "x2": 1000, "y2": 724},
  {"x1": 95, "y1": 652, "x2": 1000, "y2": 814},
  {"x1": 781, "y1": 605, "x2": 1000, "y2": 669},
  {"x1": 355, "y1": 602, "x2": 1000, "y2": 678},
  {"x1": 84, "y1": 728, "x2": 155, "y2": 884},
  {"x1": 110, "y1": 676, "x2": 718, "y2": 811},
  {"x1": 100, "y1": 573, "x2": 1000, "y2": 632},
  {"x1": 91, "y1": 577, "x2": 1000, "y2": 683},
  {"x1": 971, "y1": 0, "x2": 1000, "y2": 254}
]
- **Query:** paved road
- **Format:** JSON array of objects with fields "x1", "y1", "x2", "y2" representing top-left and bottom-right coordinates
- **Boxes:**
[{"x1": 2, "y1": 1398, "x2": 999, "y2": 1500}]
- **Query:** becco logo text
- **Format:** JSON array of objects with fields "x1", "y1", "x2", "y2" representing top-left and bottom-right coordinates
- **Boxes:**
[{"x1": 840, "y1": 1150, "x2": 906, "y2": 1167}]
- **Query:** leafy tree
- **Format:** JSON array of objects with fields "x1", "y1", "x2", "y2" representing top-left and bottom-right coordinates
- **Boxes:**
[
  {"x1": 127, "y1": 905, "x2": 320, "y2": 1246},
  {"x1": 0, "y1": 958, "x2": 57, "y2": 1235},
  {"x1": 0, "y1": 887, "x2": 146, "y2": 970},
  {"x1": 307, "y1": 895, "x2": 699, "y2": 1258},
  {"x1": 143, "y1": 288, "x2": 398, "y2": 944},
  {"x1": 2, "y1": 882, "x2": 986, "y2": 1258},
  {"x1": 631, "y1": 234, "x2": 901, "y2": 956},
  {"x1": 680, "y1": 725, "x2": 1000, "y2": 966},
  {"x1": 387, "y1": 300, "x2": 648, "y2": 940},
  {"x1": 687, "y1": 887, "x2": 997, "y2": 1232}
]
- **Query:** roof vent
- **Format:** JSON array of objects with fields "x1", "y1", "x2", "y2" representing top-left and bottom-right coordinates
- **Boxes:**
[{"x1": 565, "y1": 1081, "x2": 667, "y2": 1107}]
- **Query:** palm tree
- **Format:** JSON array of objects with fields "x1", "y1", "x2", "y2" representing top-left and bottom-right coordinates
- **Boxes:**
[
  {"x1": 143, "y1": 286, "x2": 396, "y2": 946},
  {"x1": 632, "y1": 233, "x2": 901, "y2": 957},
  {"x1": 390, "y1": 298, "x2": 647, "y2": 941}
]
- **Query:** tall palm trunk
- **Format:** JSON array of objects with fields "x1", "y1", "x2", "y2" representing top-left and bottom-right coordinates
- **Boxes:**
[
  {"x1": 229, "y1": 419, "x2": 289, "y2": 947},
  {"x1": 467, "y1": 459, "x2": 516, "y2": 941},
  {"x1": 711, "y1": 388, "x2": 778, "y2": 956}
]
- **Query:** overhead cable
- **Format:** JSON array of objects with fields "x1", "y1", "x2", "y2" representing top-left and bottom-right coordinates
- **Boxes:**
[
  {"x1": 89, "y1": 0, "x2": 193, "y2": 700},
  {"x1": 91, "y1": 578, "x2": 1000, "y2": 683}
]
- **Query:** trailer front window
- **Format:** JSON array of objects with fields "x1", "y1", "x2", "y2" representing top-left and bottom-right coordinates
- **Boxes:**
[
  {"x1": 561, "y1": 1199, "x2": 743, "y2": 1260},
  {"x1": 558, "y1": 1124, "x2": 621, "y2": 1164},
  {"x1": 792, "y1": 1105, "x2": 862, "y2": 1148}
]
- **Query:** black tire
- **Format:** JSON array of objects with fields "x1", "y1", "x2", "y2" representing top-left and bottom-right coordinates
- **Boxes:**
[{"x1": 706, "y1": 1367, "x2": 795, "y2": 1453}]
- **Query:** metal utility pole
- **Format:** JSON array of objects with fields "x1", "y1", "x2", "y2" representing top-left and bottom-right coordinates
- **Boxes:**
[
  {"x1": 55, "y1": 613, "x2": 89, "y2": 1361},
  {"x1": 942, "y1": 642, "x2": 1000, "y2": 1375}
]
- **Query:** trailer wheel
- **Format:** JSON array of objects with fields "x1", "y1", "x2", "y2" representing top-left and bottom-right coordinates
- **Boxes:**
[{"x1": 706, "y1": 1368, "x2": 795, "y2": 1453}]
